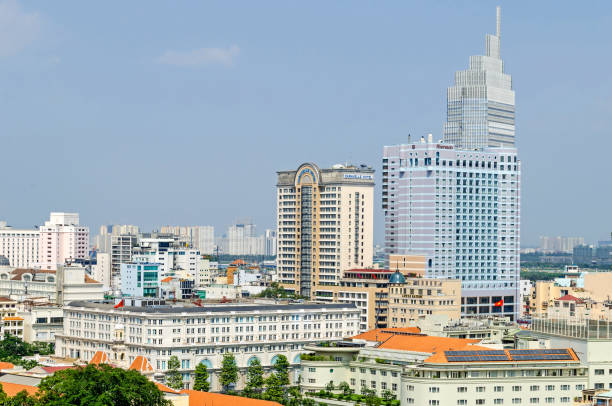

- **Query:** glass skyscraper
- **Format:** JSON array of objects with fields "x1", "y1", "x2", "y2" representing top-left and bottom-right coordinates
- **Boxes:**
[{"x1": 443, "y1": 7, "x2": 515, "y2": 149}]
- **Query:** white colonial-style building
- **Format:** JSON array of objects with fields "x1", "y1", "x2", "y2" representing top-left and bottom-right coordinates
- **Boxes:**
[{"x1": 55, "y1": 299, "x2": 360, "y2": 390}]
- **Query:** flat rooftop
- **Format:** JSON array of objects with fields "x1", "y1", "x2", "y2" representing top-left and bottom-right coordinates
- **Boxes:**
[{"x1": 65, "y1": 300, "x2": 357, "y2": 314}]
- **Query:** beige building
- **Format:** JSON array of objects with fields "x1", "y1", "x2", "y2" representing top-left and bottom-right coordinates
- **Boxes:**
[
  {"x1": 388, "y1": 254, "x2": 426, "y2": 277},
  {"x1": 313, "y1": 269, "x2": 461, "y2": 332},
  {"x1": 276, "y1": 163, "x2": 374, "y2": 297},
  {"x1": 388, "y1": 275, "x2": 461, "y2": 328},
  {"x1": 528, "y1": 272, "x2": 612, "y2": 319},
  {"x1": 314, "y1": 269, "x2": 391, "y2": 331}
]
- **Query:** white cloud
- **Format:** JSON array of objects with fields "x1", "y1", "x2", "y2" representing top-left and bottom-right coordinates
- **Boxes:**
[
  {"x1": 0, "y1": 0, "x2": 41, "y2": 57},
  {"x1": 157, "y1": 45, "x2": 240, "y2": 67}
]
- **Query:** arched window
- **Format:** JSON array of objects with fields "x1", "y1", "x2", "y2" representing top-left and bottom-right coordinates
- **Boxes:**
[{"x1": 247, "y1": 356, "x2": 260, "y2": 367}]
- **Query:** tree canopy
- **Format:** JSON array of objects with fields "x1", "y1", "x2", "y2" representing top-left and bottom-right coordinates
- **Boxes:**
[
  {"x1": 244, "y1": 358, "x2": 264, "y2": 397},
  {"x1": 165, "y1": 356, "x2": 183, "y2": 390},
  {"x1": 193, "y1": 363, "x2": 210, "y2": 392},
  {"x1": 36, "y1": 364, "x2": 171, "y2": 406},
  {"x1": 219, "y1": 354, "x2": 238, "y2": 392}
]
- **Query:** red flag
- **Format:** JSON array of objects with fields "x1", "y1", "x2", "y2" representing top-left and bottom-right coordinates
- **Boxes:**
[
  {"x1": 494, "y1": 299, "x2": 504, "y2": 307},
  {"x1": 114, "y1": 299, "x2": 124, "y2": 309}
]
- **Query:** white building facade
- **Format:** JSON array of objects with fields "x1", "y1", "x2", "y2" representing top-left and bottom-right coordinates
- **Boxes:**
[
  {"x1": 56, "y1": 301, "x2": 360, "y2": 391},
  {"x1": 0, "y1": 222, "x2": 40, "y2": 268}
]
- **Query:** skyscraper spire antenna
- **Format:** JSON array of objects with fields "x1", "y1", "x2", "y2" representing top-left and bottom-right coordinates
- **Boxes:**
[{"x1": 496, "y1": 6, "x2": 501, "y2": 38}]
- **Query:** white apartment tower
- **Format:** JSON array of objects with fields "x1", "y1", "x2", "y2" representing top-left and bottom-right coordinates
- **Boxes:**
[
  {"x1": 443, "y1": 7, "x2": 515, "y2": 149},
  {"x1": 276, "y1": 163, "x2": 374, "y2": 298},
  {"x1": 39, "y1": 213, "x2": 89, "y2": 270}
]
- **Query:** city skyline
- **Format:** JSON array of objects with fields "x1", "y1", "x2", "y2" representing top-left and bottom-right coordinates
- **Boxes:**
[{"x1": 1, "y1": 1, "x2": 611, "y2": 246}]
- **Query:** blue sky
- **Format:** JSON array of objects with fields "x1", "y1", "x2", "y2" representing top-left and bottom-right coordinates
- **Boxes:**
[{"x1": 0, "y1": 0, "x2": 610, "y2": 246}]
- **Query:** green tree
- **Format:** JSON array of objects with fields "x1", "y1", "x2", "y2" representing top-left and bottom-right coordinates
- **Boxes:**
[
  {"x1": 263, "y1": 373, "x2": 285, "y2": 403},
  {"x1": 4, "y1": 390, "x2": 37, "y2": 406},
  {"x1": 301, "y1": 398, "x2": 316, "y2": 406},
  {"x1": 192, "y1": 363, "x2": 210, "y2": 392},
  {"x1": 219, "y1": 354, "x2": 238, "y2": 393},
  {"x1": 338, "y1": 381, "x2": 352, "y2": 396},
  {"x1": 36, "y1": 364, "x2": 171, "y2": 406},
  {"x1": 324, "y1": 381, "x2": 334, "y2": 392},
  {"x1": 272, "y1": 354, "x2": 290, "y2": 386},
  {"x1": 165, "y1": 356, "x2": 183, "y2": 390},
  {"x1": 287, "y1": 385, "x2": 302, "y2": 406},
  {"x1": 381, "y1": 389, "x2": 395, "y2": 402},
  {"x1": 244, "y1": 358, "x2": 264, "y2": 397},
  {"x1": 361, "y1": 388, "x2": 380, "y2": 406}
]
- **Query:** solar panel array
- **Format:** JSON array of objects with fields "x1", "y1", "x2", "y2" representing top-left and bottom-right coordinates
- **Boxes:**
[{"x1": 443, "y1": 349, "x2": 574, "y2": 363}]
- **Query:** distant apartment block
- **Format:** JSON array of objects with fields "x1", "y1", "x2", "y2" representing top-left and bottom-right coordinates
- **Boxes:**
[
  {"x1": 39, "y1": 213, "x2": 89, "y2": 270},
  {"x1": 0, "y1": 221, "x2": 40, "y2": 268},
  {"x1": 539, "y1": 236, "x2": 585, "y2": 253}
]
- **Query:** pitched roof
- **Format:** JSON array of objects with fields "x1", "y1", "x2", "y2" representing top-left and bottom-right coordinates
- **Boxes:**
[
  {"x1": 10, "y1": 269, "x2": 55, "y2": 281},
  {"x1": 557, "y1": 294, "x2": 584, "y2": 303},
  {"x1": 378, "y1": 335, "x2": 482, "y2": 353},
  {"x1": 41, "y1": 365, "x2": 74, "y2": 374},
  {"x1": 351, "y1": 327, "x2": 422, "y2": 342},
  {"x1": 161, "y1": 277, "x2": 173, "y2": 283},
  {"x1": 0, "y1": 382, "x2": 38, "y2": 396},
  {"x1": 180, "y1": 389, "x2": 282, "y2": 406},
  {"x1": 89, "y1": 351, "x2": 110, "y2": 365},
  {"x1": 84, "y1": 275, "x2": 101, "y2": 284},
  {"x1": 129, "y1": 356, "x2": 154, "y2": 373},
  {"x1": 0, "y1": 362, "x2": 14, "y2": 370},
  {"x1": 156, "y1": 382, "x2": 180, "y2": 394}
]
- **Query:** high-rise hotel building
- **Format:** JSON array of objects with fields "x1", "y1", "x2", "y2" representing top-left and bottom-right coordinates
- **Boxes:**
[
  {"x1": 276, "y1": 163, "x2": 374, "y2": 297},
  {"x1": 383, "y1": 137, "x2": 520, "y2": 319}
]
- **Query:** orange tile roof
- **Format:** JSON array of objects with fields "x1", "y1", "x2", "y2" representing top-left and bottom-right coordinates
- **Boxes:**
[
  {"x1": 161, "y1": 277, "x2": 173, "y2": 283},
  {"x1": 181, "y1": 389, "x2": 282, "y2": 406},
  {"x1": 156, "y1": 382, "x2": 180, "y2": 394},
  {"x1": 3, "y1": 317, "x2": 23, "y2": 321},
  {"x1": 129, "y1": 356, "x2": 154, "y2": 373},
  {"x1": 89, "y1": 351, "x2": 110, "y2": 365},
  {"x1": 84, "y1": 275, "x2": 101, "y2": 284},
  {"x1": 378, "y1": 334, "x2": 482, "y2": 353},
  {"x1": 0, "y1": 382, "x2": 38, "y2": 396},
  {"x1": 424, "y1": 347, "x2": 580, "y2": 364},
  {"x1": 0, "y1": 362, "x2": 14, "y2": 370},
  {"x1": 351, "y1": 327, "x2": 422, "y2": 342},
  {"x1": 557, "y1": 294, "x2": 584, "y2": 303}
]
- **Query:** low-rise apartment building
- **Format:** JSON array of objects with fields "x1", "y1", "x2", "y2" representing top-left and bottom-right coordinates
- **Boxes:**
[
  {"x1": 0, "y1": 265, "x2": 103, "y2": 304},
  {"x1": 55, "y1": 299, "x2": 360, "y2": 391}
]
